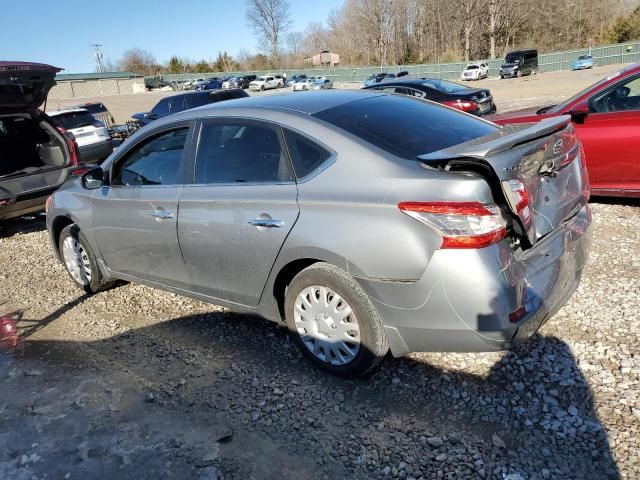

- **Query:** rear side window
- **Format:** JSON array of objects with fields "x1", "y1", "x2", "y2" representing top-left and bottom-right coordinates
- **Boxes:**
[
  {"x1": 195, "y1": 122, "x2": 292, "y2": 184},
  {"x1": 283, "y1": 130, "x2": 331, "y2": 179},
  {"x1": 314, "y1": 95, "x2": 497, "y2": 159},
  {"x1": 53, "y1": 112, "x2": 96, "y2": 130},
  {"x1": 112, "y1": 128, "x2": 188, "y2": 186}
]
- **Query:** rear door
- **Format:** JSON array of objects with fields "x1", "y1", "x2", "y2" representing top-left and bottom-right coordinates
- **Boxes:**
[
  {"x1": 91, "y1": 124, "x2": 194, "y2": 289},
  {"x1": 177, "y1": 119, "x2": 299, "y2": 307},
  {"x1": 577, "y1": 73, "x2": 640, "y2": 194}
]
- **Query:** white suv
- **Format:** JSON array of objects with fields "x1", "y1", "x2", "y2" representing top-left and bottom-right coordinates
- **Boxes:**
[
  {"x1": 48, "y1": 109, "x2": 113, "y2": 163},
  {"x1": 249, "y1": 75, "x2": 283, "y2": 92},
  {"x1": 461, "y1": 62, "x2": 489, "y2": 81}
]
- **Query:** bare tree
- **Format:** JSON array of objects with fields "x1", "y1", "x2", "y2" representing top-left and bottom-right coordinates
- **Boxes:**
[
  {"x1": 119, "y1": 48, "x2": 157, "y2": 75},
  {"x1": 245, "y1": 0, "x2": 292, "y2": 67}
]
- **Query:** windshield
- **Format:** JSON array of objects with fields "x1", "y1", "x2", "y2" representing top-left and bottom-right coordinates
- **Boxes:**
[
  {"x1": 53, "y1": 111, "x2": 97, "y2": 129},
  {"x1": 314, "y1": 95, "x2": 497, "y2": 159},
  {"x1": 577, "y1": 55, "x2": 591, "y2": 60},
  {"x1": 421, "y1": 79, "x2": 467, "y2": 94},
  {"x1": 505, "y1": 54, "x2": 521, "y2": 64},
  {"x1": 466, "y1": 65, "x2": 479, "y2": 70},
  {"x1": 257, "y1": 77, "x2": 266, "y2": 81}
]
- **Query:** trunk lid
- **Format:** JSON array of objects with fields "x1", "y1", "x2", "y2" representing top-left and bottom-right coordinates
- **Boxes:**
[
  {"x1": 0, "y1": 62, "x2": 62, "y2": 111},
  {"x1": 419, "y1": 116, "x2": 589, "y2": 246}
]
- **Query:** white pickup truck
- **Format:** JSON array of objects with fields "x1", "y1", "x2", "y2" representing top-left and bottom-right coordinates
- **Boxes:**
[{"x1": 249, "y1": 75, "x2": 284, "y2": 92}]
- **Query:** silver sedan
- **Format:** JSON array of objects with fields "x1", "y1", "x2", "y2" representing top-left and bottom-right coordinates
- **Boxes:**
[{"x1": 46, "y1": 91, "x2": 591, "y2": 376}]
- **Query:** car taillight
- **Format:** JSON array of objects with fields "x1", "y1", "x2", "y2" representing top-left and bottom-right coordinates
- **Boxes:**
[
  {"x1": 398, "y1": 201, "x2": 507, "y2": 249},
  {"x1": 55, "y1": 126, "x2": 79, "y2": 167},
  {"x1": 442, "y1": 100, "x2": 478, "y2": 112},
  {"x1": 502, "y1": 179, "x2": 532, "y2": 226}
]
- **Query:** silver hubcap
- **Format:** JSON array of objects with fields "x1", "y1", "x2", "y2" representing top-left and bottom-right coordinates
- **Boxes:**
[
  {"x1": 62, "y1": 236, "x2": 92, "y2": 285},
  {"x1": 294, "y1": 285, "x2": 360, "y2": 365}
]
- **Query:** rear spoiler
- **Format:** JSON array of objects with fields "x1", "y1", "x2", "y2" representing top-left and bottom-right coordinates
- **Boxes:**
[{"x1": 418, "y1": 116, "x2": 571, "y2": 161}]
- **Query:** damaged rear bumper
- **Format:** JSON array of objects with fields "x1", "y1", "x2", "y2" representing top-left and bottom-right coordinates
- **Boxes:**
[{"x1": 357, "y1": 204, "x2": 592, "y2": 356}]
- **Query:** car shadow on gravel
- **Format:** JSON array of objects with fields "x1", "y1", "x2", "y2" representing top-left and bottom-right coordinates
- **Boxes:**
[
  {"x1": 0, "y1": 213, "x2": 46, "y2": 239},
  {"x1": 2, "y1": 308, "x2": 621, "y2": 480}
]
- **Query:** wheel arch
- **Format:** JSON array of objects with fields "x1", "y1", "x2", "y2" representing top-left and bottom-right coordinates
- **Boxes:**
[{"x1": 50, "y1": 215, "x2": 75, "y2": 261}]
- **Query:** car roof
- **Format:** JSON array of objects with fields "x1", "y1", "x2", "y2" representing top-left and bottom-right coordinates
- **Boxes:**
[
  {"x1": 48, "y1": 108, "x2": 90, "y2": 116},
  {"x1": 171, "y1": 90, "x2": 383, "y2": 119}
]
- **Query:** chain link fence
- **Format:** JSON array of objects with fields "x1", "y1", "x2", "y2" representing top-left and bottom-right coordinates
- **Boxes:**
[{"x1": 150, "y1": 41, "x2": 640, "y2": 85}]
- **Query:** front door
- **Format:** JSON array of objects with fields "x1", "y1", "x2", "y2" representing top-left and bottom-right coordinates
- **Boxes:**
[
  {"x1": 92, "y1": 126, "x2": 193, "y2": 290},
  {"x1": 178, "y1": 120, "x2": 299, "y2": 307},
  {"x1": 580, "y1": 73, "x2": 640, "y2": 194}
]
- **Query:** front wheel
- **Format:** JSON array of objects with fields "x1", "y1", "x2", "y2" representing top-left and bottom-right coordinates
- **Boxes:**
[
  {"x1": 285, "y1": 263, "x2": 389, "y2": 377},
  {"x1": 59, "y1": 224, "x2": 113, "y2": 294}
]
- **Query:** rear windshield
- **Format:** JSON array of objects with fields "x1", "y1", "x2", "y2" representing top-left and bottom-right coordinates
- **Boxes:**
[
  {"x1": 78, "y1": 103, "x2": 107, "y2": 114},
  {"x1": 52, "y1": 112, "x2": 96, "y2": 130},
  {"x1": 314, "y1": 95, "x2": 497, "y2": 159},
  {"x1": 421, "y1": 79, "x2": 466, "y2": 94}
]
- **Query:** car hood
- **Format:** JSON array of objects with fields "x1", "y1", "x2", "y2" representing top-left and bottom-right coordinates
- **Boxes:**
[
  {"x1": 488, "y1": 106, "x2": 543, "y2": 123},
  {"x1": 501, "y1": 63, "x2": 519, "y2": 68},
  {"x1": 0, "y1": 61, "x2": 62, "y2": 110}
]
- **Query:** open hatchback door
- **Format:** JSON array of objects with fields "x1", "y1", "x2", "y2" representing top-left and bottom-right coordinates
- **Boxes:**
[{"x1": 0, "y1": 61, "x2": 80, "y2": 221}]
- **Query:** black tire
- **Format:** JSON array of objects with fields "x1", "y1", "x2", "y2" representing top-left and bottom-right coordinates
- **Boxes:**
[
  {"x1": 260, "y1": 85, "x2": 265, "y2": 91},
  {"x1": 284, "y1": 262, "x2": 389, "y2": 377},
  {"x1": 58, "y1": 224, "x2": 113, "y2": 294}
]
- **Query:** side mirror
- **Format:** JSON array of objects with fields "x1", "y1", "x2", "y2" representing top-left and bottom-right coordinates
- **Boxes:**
[
  {"x1": 81, "y1": 167, "x2": 104, "y2": 190},
  {"x1": 569, "y1": 101, "x2": 590, "y2": 124}
]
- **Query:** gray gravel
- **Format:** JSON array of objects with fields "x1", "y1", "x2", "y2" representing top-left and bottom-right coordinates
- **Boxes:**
[{"x1": 0, "y1": 199, "x2": 638, "y2": 480}]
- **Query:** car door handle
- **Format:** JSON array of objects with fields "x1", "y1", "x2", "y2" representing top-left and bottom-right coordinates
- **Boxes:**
[
  {"x1": 248, "y1": 219, "x2": 284, "y2": 228},
  {"x1": 148, "y1": 210, "x2": 175, "y2": 220}
]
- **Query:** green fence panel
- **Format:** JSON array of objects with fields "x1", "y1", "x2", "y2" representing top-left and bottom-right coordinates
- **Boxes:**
[{"x1": 147, "y1": 41, "x2": 640, "y2": 86}]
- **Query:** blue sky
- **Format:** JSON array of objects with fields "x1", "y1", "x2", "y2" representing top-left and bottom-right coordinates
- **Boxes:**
[{"x1": 1, "y1": 0, "x2": 344, "y2": 73}]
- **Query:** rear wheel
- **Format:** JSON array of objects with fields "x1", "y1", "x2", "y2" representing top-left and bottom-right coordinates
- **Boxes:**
[
  {"x1": 59, "y1": 224, "x2": 113, "y2": 294},
  {"x1": 285, "y1": 263, "x2": 389, "y2": 377}
]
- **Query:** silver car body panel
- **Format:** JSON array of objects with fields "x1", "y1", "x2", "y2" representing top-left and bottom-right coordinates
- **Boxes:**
[{"x1": 47, "y1": 91, "x2": 591, "y2": 356}]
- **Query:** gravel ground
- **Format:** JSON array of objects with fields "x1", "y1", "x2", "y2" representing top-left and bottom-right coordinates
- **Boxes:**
[
  {"x1": 0, "y1": 198, "x2": 638, "y2": 480},
  {"x1": 3, "y1": 69, "x2": 640, "y2": 478}
]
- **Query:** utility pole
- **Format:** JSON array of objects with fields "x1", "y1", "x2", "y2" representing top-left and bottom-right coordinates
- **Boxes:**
[{"x1": 92, "y1": 44, "x2": 104, "y2": 73}]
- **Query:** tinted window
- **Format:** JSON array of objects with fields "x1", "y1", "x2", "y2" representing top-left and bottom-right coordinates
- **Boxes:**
[
  {"x1": 169, "y1": 96, "x2": 189, "y2": 114},
  {"x1": 195, "y1": 122, "x2": 291, "y2": 184},
  {"x1": 152, "y1": 98, "x2": 170, "y2": 116},
  {"x1": 112, "y1": 128, "x2": 188, "y2": 186},
  {"x1": 187, "y1": 93, "x2": 214, "y2": 108},
  {"x1": 284, "y1": 129, "x2": 331, "y2": 178},
  {"x1": 314, "y1": 95, "x2": 497, "y2": 159},
  {"x1": 53, "y1": 112, "x2": 96, "y2": 129},
  {"x1": 80, "y1": 103, "x2": 107, "y2": 114}
]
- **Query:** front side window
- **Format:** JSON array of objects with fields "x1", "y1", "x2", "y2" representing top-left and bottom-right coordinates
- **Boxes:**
[
  {"x1": 152, "y1": 99, "x2": 170, "y2": 116},
  {"x1": 195, "y1": 122, "x2": 291, "y2": 184},
  {"x1": 112, "y1": 128, "x2": 189, "y2": 186},
  {"x1": 590, "y1": 75, "x2": 640, "y2": 113}
]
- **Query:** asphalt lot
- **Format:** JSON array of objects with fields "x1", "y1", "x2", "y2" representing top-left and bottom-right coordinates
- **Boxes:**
[{"x1": 2, "y1": 64, "x2": 639, "y2": 479}]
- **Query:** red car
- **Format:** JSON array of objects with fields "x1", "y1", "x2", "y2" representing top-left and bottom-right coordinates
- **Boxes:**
[{"x1": 490, "y1": 63, "x2": 640, "y2": 198}]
